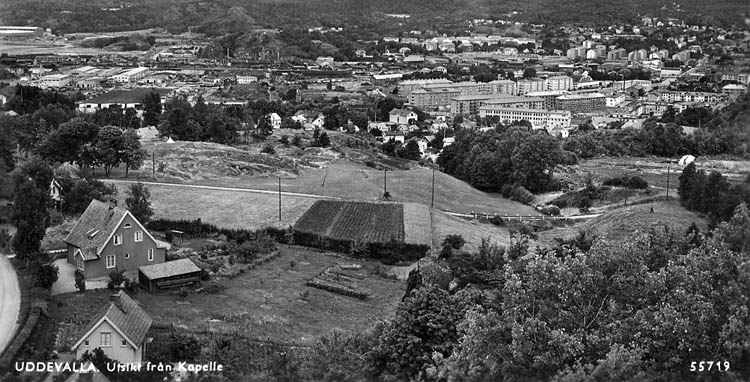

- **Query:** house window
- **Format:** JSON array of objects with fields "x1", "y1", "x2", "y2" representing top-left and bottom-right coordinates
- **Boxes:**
[
  {"x1": 135, "y1": 231, "x2": 143, "y2": 242},
  {"x1": 121, "y1": 340, "x2": 128, "y2": 347},
  {"x1": 148, "y1": 248, "x2": 154, "y2": 262},
  {"x1": 100, "y1": 333, "x2": 112, "y2": 347},
  {"x1": 113, "y1": 235, "x2": 122, "y2": 246},
  {"x1": 125, "y1": 253, "x2": 130, "y2": 259},
  {"x1": 84, "y1": 340, "x2": 90, "y2": 347},
  {"x1": 124, "y1": 223, "x2": 132, "y2": 229},
  {"x1": 106, "y1": 255, "x2": 116, "y2": 269}
]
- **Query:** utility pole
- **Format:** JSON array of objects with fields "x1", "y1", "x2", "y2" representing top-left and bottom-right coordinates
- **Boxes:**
[
  {"x1": 278, "y1": 177, "x2": 282, "y2": 221},
  {"x1": 665, "y1": 163, "x2": 670, "y2": 202},
  {"x1": 152, "y1": 151, "x2": 155, "y2": 178},
  {"x1": 384, "y1": 169, "x2": 387, "y2": 194},
  {"x1": 431, "y1": 167, "x2": 435, "y2": 209}
]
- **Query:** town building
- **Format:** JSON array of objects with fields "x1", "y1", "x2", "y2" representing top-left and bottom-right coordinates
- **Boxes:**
[
  {"x1": 544, "y1": 76, "x2": 573, "y2": 91},
  {"x1": 478, "y1": 105, "x2": 571, "y2": 130},
  {"x1": 64, "y1": 200, "x2": 168, "y2": 279},
  {"x1": 77, "y1": 88, "x2": 173, "y2": 113},
  {"x1": 389, "y1": 108, "x2": 418, "y2": 125},
  {"x1": 721, "y1": 84, "x2": 748, "y2": 99},
  {"x1": 40, "y1": 74, "x2": 71, "y2": 88},
  {"x1": 516, "y1": 78, "x2": 545, "y2": 95},
  {"x1": 70, "y1": 291, "x2": 152, "y2": 364},
  {"x1": 555, "y1": 93, "x2": 607, "y2": 113},
  {"x1": 451, "y1": 95, "x2": 545, "y2": 116},
  {"x1": 525, "y1": 90, "x2": 568, "y2": 110},
  {"x1": 112, "y1": 67, "x2": 150, "y2": 84},
  {"x1": 659, "y1": 91, "x2": 726, "y2": 103}
]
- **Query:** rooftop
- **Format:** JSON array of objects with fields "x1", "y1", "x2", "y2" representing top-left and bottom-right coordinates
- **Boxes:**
[{"x1": 139, "y1": 258, "x2": 201, "y2": 280}]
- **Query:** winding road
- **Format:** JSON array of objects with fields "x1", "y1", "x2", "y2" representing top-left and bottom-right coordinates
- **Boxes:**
[{"x1": 0, "y1": 254, "x2": 20, "y2": 357}]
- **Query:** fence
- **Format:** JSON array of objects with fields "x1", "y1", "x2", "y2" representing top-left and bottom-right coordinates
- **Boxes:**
[{"x1": 445, "y1": 211, "x2": 601, "y2": 223}]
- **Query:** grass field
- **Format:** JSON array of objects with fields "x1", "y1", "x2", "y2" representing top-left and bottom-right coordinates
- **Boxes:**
[
  {"x1": 536, "y1": 201, "x2": 708, "y2": 246},
  {"x1": 431, "y1": 211, "x2": 512, "y2": 251},
  {"x1": 51, "y1": 246, "x2": 404, "y2": 345},
  {"x1": 113, "y1": 183, "x2": 315, "y2": 230},
  {"x1": 192, "y1": 160, "x2": 540, "y2": 217}
]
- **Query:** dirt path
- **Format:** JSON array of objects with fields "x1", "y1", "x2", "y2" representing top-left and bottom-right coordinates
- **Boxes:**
[
  {"x1": 0, "y1": 255, "x2": 21, "y2": 356},
  {"x1": 103, "y1": 179, "x2": 340, "y2": 200}
]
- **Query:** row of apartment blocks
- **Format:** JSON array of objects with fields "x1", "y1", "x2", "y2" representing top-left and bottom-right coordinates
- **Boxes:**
[
  {"x1": 405, "y1": 76, "x2": 574, "y2": 109},
  {"x1": 477, "y1": 106, "x2": 572, "y2": 132},
  {"x1": 451, "y1": 91, "x2": 608, "y2": 116}
]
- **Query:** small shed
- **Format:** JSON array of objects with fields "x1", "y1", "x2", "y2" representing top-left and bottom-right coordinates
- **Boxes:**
[{"x1": 138, "y1": 258, "x2": 202, "y2": 293}]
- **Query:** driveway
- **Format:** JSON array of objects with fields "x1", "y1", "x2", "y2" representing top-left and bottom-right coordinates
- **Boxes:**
[
  {"x1": 0, "y1": 255, "x2": 21, "y2": 356},
  {"x1": 50, "y1": 259, "x2": 110, "y2": 296}
]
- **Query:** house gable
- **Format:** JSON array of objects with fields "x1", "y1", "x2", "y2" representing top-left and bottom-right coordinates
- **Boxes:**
[
  {"x1": 72, "y1": 316, "x2": 138, "y2": 351},
  {"x1": 98, "y1": 211, "x2": 161, "y2": 257}
]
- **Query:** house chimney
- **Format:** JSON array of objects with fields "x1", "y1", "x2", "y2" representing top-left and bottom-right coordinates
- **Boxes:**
[{"x1": 110, "y1": 291, "x2": 124, "y2": 312}]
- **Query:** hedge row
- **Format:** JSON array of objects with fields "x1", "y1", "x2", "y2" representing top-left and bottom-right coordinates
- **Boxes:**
[
  {"x1": 0, "y1": 307, "x2": 41, "y2": 374},
  {"x1": 293, "y1": 230, "x2": 429, "y2": 265},
  {"x1": 148, "y1": 218, "x2": 291, "y2": 244},
  {"x1": 305, "y1": 279, "x2": 369, "y2": 300}
]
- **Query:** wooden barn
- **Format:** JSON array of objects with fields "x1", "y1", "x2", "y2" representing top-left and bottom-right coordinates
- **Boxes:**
[{"x1": 138, "y1": 258, "x2": 202, "y2": 293}]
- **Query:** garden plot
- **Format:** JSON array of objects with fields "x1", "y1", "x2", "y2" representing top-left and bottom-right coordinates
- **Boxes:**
[{"x1": 306, "y1": 264, "x2": 370, "y2": 300}]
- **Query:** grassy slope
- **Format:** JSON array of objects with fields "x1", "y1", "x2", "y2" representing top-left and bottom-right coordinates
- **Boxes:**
[
  {"x1": 432, "y1": 210, "x2": 512, "y2": 251},
  {"x1": 537, "y1": 201, "x2": 708, "y2": 246},
  {"x1": 193, "y1": 160, "x2": 540, "y2": 217},
  {"x1": 113, "y1": 184, "x2": 315, "y2": 230}
]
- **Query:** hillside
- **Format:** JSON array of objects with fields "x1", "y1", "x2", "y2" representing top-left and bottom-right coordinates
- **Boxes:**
[
  {"x1": 537, "y1": 201, "x2": 708, "y2": 246},
  {"x1": 2, "y1": 0, "x2": 745, "y2": 36},
  {"x1": 192, "y1": 159, "x2": 540, "y2": 217}
]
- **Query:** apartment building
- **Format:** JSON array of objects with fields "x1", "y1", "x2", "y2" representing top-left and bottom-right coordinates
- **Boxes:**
[
  {"x1": 478, "y1": 106, "x2": 571, "y2": 130},
  {"x1": 660, "y1": 91, "x2": 726, "y2": 103},
  {"x1": 544, "y1": 76, "x2": 573, "y2": 91},
  {"x1": 555, "y1": 93, "x2": 607, "y2": 113},
  {"x1": 516, "y1": 78, "x2": 545, "y2": 95},
  {"x1": 451, "y1": 95, "x2": 544, "y2": 115}
]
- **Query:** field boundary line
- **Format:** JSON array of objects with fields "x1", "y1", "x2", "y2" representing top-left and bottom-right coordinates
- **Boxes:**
[{"x1": 102, "y1": 179, "x2": 341, "y2": 200}]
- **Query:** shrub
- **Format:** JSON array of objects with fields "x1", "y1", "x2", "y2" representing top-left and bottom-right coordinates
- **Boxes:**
[
  {"x1": 262, "y1": 144, "x2": 276, "y2": 155},
  {"x1": 299, "y1": 290, "x2": 310, "y2": 300},
  {"x1": 74, "y1": 269, "x2": 86, "y2": 292},
  {"x1": 442, "y1": 234, "x2": 465, "y2": 250},
  {"x1": 37, "y1": 263, "x2": 59, "y2": 289},
  {"x1": 292, "y1": 135, "x2": 303, "y2": 147},
  {"x1": 501, "y1": 183, "x2": 513, "y2": 198},
  {"x1": 234, "y1": 232, "x2": 276, "y2": 263},
  {"x1": 365, "y1": 160, "x2": 377, "y2": 168},
  {"x1": 123, "y1": 278, "x2": 139, "y2": 294},
  {"x1": 439, "y1": 244, "x2": 453, "y2": 259},
  {"x1": 602, "y1": 175, "x2": 649, "y2": 189},
  {"x1": 279, "y1": 135, "x2": 290, "y2": 146},
  {"x1": 289, "y1": 260, "x2": 297, "y2": 269},
  {"x1": 107, "y1": 270, "x2": 126, "y2": 290},
  {"x1": 228, "y1": 255, "x2": 236, "y2": 265},
  {"x1": 538, "y1": 204, "x2": 561, "y2": 216},
  {"x1": 510, "y1": 185, "x2": 535, "y2": 205}
]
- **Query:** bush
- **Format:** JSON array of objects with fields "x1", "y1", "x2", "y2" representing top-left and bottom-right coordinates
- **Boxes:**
[
  {"x1": 510, "y1": 185, "x2": 535, "y2": 205},
  {"x1": 107, "y1": 270, "x2": 126, "y2": 290},
  {"x1": 261, "y1": 144, "x2": 276, "y2": 155},
  {"x1": 123, "y1": 278, "x2": 139, "y2": 294},
  {"x1": 442, "y1": 234, "x2": 465, "y2": 250},
  {"x1": 37, "y1": 263, "x2": 59, "y2": 289},
  {"x1": 501, "y1": 183, "x2": 513, "y2": 198},
  {"x1": 74, "y1": 269, "x2": 86, "y2": 292},
  {"x1": 538, "y1": 204, "x2": 561, "y2": 216},
  {"x1": 234, "y1": 232, "x2": 276, "y2": 263},
  {"x1": 279, "y1": 135, "x2": 290, "y2": 146},
  {"x1": 602, "y1": 175, "x2": 649, "y2": 189}
]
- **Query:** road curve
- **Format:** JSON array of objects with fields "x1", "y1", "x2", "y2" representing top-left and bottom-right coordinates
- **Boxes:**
[{"x1": 0, "y1": 255, "x2": 21, "y2": 357}]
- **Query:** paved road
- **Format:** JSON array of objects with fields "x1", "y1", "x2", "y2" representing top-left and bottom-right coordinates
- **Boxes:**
[
  {"x1": 103, "y1": 179, "x2": 339, "y2": 200},
  {"x1": 0, "y1": 255, "x2": 21, "y2": 356}
]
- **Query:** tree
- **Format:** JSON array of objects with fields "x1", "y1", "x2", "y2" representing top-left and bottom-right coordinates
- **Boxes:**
[
  {"x1": 142, "y1": 91, "x2": 162, "y2": 127},
  {"x1": 62, "y1": 178, "x2": 118, "y2": 215},
  {"x1": 397, "y1": 140, "x2": 421, "y2": 160},
  {"x1": 511, "y1": 132, "x2": 563, "y2": 192},
  {"x1": 36, "y1": 262, "x2": 59, "y2": 289},
  {"x1": 91, "y1": 126, "x2": 133, "y2": 176},
  {"x1": 10, "y1": 161, "x2": 52, "y2": 259},
  {"x1": 522, "y1": 67, "x2": 537, "y2": 79},
  {"x1": 125, "y1": 182, "x2": 153, "y2": 224},
  {"x1": 121, "y1": 130, "x2": 146, "y2": 178},
  {"x1": 318, "y1": 132, "x2": 331, "y2": 147},
  {"x1": 75, "y1": 269, "x2": 86, "y2": 292},
  {"x1": 37, "y1": 118, "x2": 99, "y2": 165}
]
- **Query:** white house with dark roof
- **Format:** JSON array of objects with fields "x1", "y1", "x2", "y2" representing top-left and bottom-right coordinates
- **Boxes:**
[
  {"x1": 388, "y1": 108, "x2": 417, "y2": 125},
  {"x1": 71, "y1": 291, "x2": 152, "y2": 364},
  {"x1": 64, "y1": 200, "x2": 168, "y2": 279}
]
